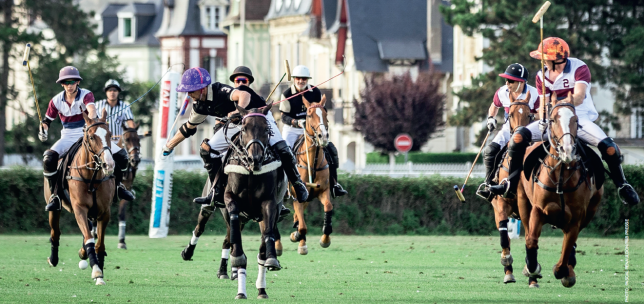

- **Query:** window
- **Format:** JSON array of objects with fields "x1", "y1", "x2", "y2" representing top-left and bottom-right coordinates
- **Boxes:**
[
  {"x1": 204, "y1": 5, "x2": 225, "y2": 30},
  {"x1": 123, "y1": 18, "x2": 132, "y2": 38}
]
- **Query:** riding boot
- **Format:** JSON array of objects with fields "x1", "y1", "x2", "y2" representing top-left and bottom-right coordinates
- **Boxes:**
[
  {"x1": 325, "y1": 143, "x2": 348, "y2": 198},
  {"x1": 599, "y1": 138, "x2": 640, "y2": 205},
  {"x1": 113, "y1": 149, "x2": 135, "y2": 201},
  {"x1": 477, "y1": 142, "x2": 502, "y2": 201},
  {"x1": 43, "y1": 150, "x2": 61, "y2": 211},
  {"x1": 489, "y1": 127, "x2": 532, "y2": 199},
  {"x1": 194, "y1": 141, "x2": 224, "y2": 205},
  {"x1": 273, "y1": 140, "x2": 309, "y2": 202}
]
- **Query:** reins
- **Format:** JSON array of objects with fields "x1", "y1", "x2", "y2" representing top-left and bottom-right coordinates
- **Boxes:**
[{"x1": 68, "y1": 122, "x2": 114, "y2": 202}]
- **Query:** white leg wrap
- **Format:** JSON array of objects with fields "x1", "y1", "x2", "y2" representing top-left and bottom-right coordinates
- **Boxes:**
[
  {"x1": 190, "y1": 231, "x2": 199, "y2": 245},
  {"x1": 256, "y1": 265, "x2": 267, "y2": 289},
  {"x1": 85, "y1": 238, "x2": 95, "y2": 245},
  {"x1": 237, "y1": 268, "x2": 247, "y2": 296},
  {"x1": 118, "y1": 221, "x2": 126, "y2": 240},
  {"x1": 222, "y1": 248, "x2": 231, "y2": 259},
  {"x1": 232, "y1": 266, "x2": 238, "y2": 274}
]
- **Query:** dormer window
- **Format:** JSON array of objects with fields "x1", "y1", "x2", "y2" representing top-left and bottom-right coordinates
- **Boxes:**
[
  {"x1": 205, "y1": 6, "x2": 223, "y2": 30},
  {"x1": 117, "y1": 12, "x2": 136, "y2": 43},
  {"x1": 123, "y1": 18, "x2": 132, "y2": 37}
]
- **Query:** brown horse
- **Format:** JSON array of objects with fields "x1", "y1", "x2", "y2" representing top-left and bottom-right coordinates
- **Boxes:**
[
  {"x1": 115, "y1": 122, "x2": 144, "y2": 249},
  {"x1": 517, "y1": 92, "x2": 603, "y2": 288},
  {"x1": 289, "y1": 95, "x2": 333, "y2": 255},
  {"x1": 490, "y1": 91, "x2": 533, "y2": 283},
  {"x1": 45, "y1": 110, "x2": 116, "y2": 286}
]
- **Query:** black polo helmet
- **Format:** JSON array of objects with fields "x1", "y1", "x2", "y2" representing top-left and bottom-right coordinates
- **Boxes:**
[
  {"x1": 229, "y1": 66, "x2": 254, "y2": 84},
  {"x1": 499, "y1": 63, "x2": 529, "y2": 82}
]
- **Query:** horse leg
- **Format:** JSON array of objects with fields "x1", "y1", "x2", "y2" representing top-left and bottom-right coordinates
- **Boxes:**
[
  {"x1": 94, "y1": 212, "x2": 110, "y2": 286},
  {"x1": 256, "y1": 222, "x2": 269, "y2": 299},
  {"x1": 274, "y1": 215, "x2": 283, "y2": 256},
  {"x1": 319, "y1": 190, "x2": 334, "y2": 248},
  {"x1": 262, "y1": 200, "x2": 281, "y2": 271},
  {"x1": 291, "y1": 200, "x2": 308, "y2": 255},
  {"x1": 71, "y1": 204, "x2": 100, "y2": 281},
  {"x1": 218, "y1": 208, "x2": 231, "y2": 279},
  {"x1": 47, "y1": 210, "x2": 62, "y2": 267},
  {"x1": 227, "y1": 200, "x2": 246, "y2": 270},
  {"x1": 524, "y1": 206, "x2": 545, "y2": 288},
  {"x1": 181, "y1": 205, "x2": 214, "y2": 261},
  {"x1": 494, "y1": 198, "x2": 515, "y2": 283},
  {"x1": 555, "y1": 224, "x2": 580, "y2": 288},
  {"x1": 117, "y1": 199, "x2": 127, "y2": 249}
]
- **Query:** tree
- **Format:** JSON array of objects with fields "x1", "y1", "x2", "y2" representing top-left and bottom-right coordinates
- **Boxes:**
[
  {"x1": 441, "y1": 0, "x2": 611, "y2": 139},
  {"x1": 353, "y1": 70, "x2": 445, "y2": 155}
]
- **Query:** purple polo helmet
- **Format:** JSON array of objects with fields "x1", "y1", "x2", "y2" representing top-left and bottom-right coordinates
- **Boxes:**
[
  {"x1": 56, "y1": 66, "x2": 82, "y2": 83},
  {"x1": 176, "y1": 67, "x2": 212, "y2": 92}
]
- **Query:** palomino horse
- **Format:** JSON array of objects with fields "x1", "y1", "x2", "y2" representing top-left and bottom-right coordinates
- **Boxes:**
[
  {"x1": 289, "y1": 95, "x2": 334, "y2": 255},
  {"x1": 115, "y1": 122, "x2": 143, "y2": 249},
  {"x1": 490, "y1": 91, "x2": 533, "y2": 283},
  {"x1": 45, "y1": 110, "x2": 116, "y2": 286},
  {"x1": 224, "y1": 103, "x2": 287, "y2": 299},
  {"x1": 517, "y1": 92, "x2": 604, "y2": 288}
]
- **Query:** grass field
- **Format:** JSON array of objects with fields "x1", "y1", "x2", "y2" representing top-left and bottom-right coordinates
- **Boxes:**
[{"x1": 0, "y1": 234, "x2": 640, "y2": 303}]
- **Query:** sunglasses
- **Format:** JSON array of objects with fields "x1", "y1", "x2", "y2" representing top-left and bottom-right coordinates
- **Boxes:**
[
  {"x1": 61, "y1": 80, "x2": 78, "y2": 85},
  {"x1": 235, "y1": 77, "x2": 248, "y2": 84},
  {"x1": 506, "y1": 79, "x2": 516, "y2": 84}
]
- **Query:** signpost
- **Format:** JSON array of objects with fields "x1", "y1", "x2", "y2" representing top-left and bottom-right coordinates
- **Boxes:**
[{"x1": 394, "y1": 134, "x2": 413, "y2": 163}]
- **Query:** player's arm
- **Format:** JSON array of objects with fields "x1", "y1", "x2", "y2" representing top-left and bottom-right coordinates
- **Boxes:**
[{"x1": 573, "y1": 82, "x2": 587, "y2": 107}]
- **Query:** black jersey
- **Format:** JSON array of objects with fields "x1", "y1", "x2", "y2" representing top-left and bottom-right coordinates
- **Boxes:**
[
  {"x1": 192, "y1": 83, "x2": 267, "y2": 119},
  {"x1": 280, "y1": 85, "x2": 322, "y2": 120}
]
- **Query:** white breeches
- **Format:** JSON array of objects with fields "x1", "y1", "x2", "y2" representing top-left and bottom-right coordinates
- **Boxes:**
[
  {"x1": 523, "y1": 114, "x2": 607, "y2": 146},
  {"x1": 282, "y1": 124, "x2": 304, "y2": 148},
  {"x1": 50, "y1": 128, "x2": 122, "y2": 155},
  {"x1": 491, "y1": 121, "x2": 512, "y2": 147},
  {"x1": 208, "y1": 111, "x2": 283, "y2": 157}
]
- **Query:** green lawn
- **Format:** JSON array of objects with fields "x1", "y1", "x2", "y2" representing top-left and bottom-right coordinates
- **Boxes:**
[{"x1": 0, "y1": 235, "x2": 640, "y2": 303}]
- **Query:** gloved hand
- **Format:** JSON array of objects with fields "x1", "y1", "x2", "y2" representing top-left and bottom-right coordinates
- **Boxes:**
[
  {"x1": 162, "y1": 145, "x2": 174, "y2": 156},
  {"x1": 38, "y1": 125, "x2": 48, "y2": 142},
  {"x1": 297, "y1": 119, "x2": 306, "y2": 128},
  {"x1": 486, "y1": 116, "x2": 497, "y2": 131},
  {"x1": 539, "y1": 120, "x2": 548, "y2": 134}
]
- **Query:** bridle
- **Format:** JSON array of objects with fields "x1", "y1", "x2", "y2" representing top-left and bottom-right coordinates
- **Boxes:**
[
  {"x1": 224, "y1": 112, "x2": 273, "y2": 172},
  {"x1": 304, "y1": 104, "x2": 327, "y2": 147},
  {"x1": 545, "y1": 102, "x2": 578, "y2": 163},
  {"x1": 121, "y1": 128, "x2": 141, "y2": 168},
  {"x1": 507, "y1": 101, "x2": 533, "y2": 133},
  {"x1": 69, "y1": 121, "x2": 114, "y2": 195},
  {"x1": 82, "y1": 122, "x2": 111, "y2": 174}
]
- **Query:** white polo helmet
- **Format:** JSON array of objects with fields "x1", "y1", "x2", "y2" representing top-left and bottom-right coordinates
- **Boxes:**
[
  {"x1": 104, "y1": 79, "x2": 122, "y2": 92},
  {"x1": 291, "y1": 65, "x2": 311, "y2": 79}
]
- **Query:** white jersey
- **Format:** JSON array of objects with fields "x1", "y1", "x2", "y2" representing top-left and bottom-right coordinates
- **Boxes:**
[
  {"x1": 95, "y1": 99, "x2": 134, "y2": 139},
  {"x1": 493, "y1": 84, "x2": 540, "y2": 114},
  {"x1": 535, "y1": 57, "x2": 598, "y2": 121}
]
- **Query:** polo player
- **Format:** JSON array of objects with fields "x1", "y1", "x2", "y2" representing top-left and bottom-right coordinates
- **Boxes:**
[
  {"x1": 279, "y1": 65, "x2": 348, "y2": 198},
  {"x1": 489, "y1": 37, "x2": 640, "y2": 205},
  {"x1": 40, "y1": 67, "x2": 135, "y2": 212}
]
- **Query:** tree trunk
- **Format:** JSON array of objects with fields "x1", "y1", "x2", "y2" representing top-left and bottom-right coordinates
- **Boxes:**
[{"x1": 0, "y1": 0, "x2": 14, "y2": 166}]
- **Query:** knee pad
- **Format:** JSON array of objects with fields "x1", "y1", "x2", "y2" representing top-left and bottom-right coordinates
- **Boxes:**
[
  {"x1": 179, "y1": 122, "x2": 197, "y2": 138},
  {"x1": 508, "y1": 127, "x2": 532, "y2": 155},
  {"x1": 43, "y1": 150, "x2": 59, "y2": 173},
  {"x1": 598, "y1": 137, "x2": 622, "y2": 162},
  {"x1": 485, "y1": 142, "x2": 502, "y2": 158}
]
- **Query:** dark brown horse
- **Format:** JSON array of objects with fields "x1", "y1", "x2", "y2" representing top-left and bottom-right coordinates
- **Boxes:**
[
  {"x1": 289, "y1": 95, "x2": 334, "y2": 255},
  {"x1": 115, "y1": 122, "x2": 144, "y2": 249},
  {"x1": 224, "y1": 103, "x2": 287, "y2": 299},
  {"x1": 45, "y1": 110, "x2": 115, "y2": 285},
  {"x1": 490, "y1": 91, "x2": 532, "y2": 283},
  {"x1": 517, "y1": 92, "x2": 603, "y2": 288}
]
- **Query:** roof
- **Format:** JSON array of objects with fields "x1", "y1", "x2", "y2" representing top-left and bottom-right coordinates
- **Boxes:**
[
  {"x1": 322, "y1": 0, "x2": 338, "y2": 31},
  {"x1": 346, "y1": 0, "x2": 427, "y2": 72},
  {"x1": 118, "y1": 3, "x2": 157, "y2": 16},
  {"x1": 101, "y1": 0, "x2": 164, "y2": 47},
  {"x1": 223, "y1": 0, "x2": 271, "y2": 23},
  {"x1": 156, "y1": 0, "x2": 226, "y2": 37},
  {"x1": 265, "y1": 0, "x2": 312, "y2": 21}
]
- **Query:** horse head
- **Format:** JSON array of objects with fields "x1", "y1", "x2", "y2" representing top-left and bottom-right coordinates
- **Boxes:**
[
  {"x1": 302, "y1": 94, "x2": 329, "y2": 147},
  {"x1": 235, "y1": 103, "x2": 272, "y2": 172},
  {"x1": 83, "y1": 109, "x2": 114, "y2": 176},
  {"x1": 549, "y1": 91, "x2": 577, "y2": 164},
  {"x1": 508, "y1": 90, "x2": 533, "y2": 132},
  {"x1": 121, "y1": 121, "x2": 141, "y2": 169}
]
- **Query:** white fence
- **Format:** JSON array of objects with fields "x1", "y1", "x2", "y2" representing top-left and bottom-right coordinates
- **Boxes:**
[{"x1": 355, "y1": 162, "x2": 485, "y2": 178}]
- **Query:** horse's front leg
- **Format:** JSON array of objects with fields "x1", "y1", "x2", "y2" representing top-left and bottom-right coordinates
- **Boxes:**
[
  {"x1": 47, "y1": 210, "x2": 62, "y2": 267},
  {"x1": 226, "y1": 196, "x2": 246, "y2": 269},
  {"x1": 493, "y1": 197, "x2": 514, "y2": 283},
  {"x1": 555, "y1": 223, "x2": 580, "y2": 288},
  {"x1": 256, "y1": 222, "x2": 269, "y2": 299},
  {"x1": 319, "y1": 188, "x2": 334, "y2": 248},
  {"x1": 117, "y1": 199, "x2": 128, "y2": 249},
  {"x1": 262, "y1": 200, "x2": 281, "y2": 271},
  {"x1": 181, "y1": 205, "x2": 214, "y2": 261},
  {"x1": 93, "y1": 209, "x2": 110, "y2": 285},
  {"x1": 524, "y1": 205, "x2": 545, "y2": 288},
  {"x1": 291, "y1": 200, "x2": 309, "y2": 255}
]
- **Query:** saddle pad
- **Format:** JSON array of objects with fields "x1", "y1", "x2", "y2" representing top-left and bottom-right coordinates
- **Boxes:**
[
  {"x1": 224, "y1": 160, "x2": 282, "y2": 175},
  {"x1": 59, "y1": 137, "x2": 84, "y2": 190}
]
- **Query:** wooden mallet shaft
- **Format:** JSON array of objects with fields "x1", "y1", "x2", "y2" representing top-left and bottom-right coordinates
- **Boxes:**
[{"x1": 23, "y1": 43, "x2": 42, "y2": 122}]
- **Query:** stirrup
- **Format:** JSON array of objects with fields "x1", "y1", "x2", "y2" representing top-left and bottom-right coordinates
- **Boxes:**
[
  {"x1": 618, "y1": 183, "x2": 640, "y2": 205},
  {"x1": 117, "y1": 184, "x2": 135, "y2": 201},
  {"x1": 475, "y1": 183, "x2": 494, "y2": 201},
  {"x1": 45, "y1": 194, "x2": 61, "y2": 211},
  {"x1": 331, "y1": 184, "x2": 348, "y2": 198}
]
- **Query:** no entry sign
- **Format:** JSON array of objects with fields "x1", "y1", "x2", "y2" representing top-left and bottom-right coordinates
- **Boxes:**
[{"x1": 394, "y1": 134, "x2": 413, "y2": 153}]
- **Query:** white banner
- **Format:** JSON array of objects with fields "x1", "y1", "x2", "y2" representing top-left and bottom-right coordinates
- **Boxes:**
[{"x1": 149, "y1": 72, "x2": 180, "y2": 238}]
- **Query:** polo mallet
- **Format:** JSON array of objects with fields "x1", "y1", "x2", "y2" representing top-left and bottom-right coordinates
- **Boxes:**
[
  {"x1": 165, "y1": 93, "x2": 191, "y2": 145},
  {"x1": 23, "y1": 44, "x2": 42, "y2": 123},
  {"x1": 532, "y1": 1, "x2": 551, "y2": 126},
  {"x1": 265, "y1": 60, "x2": 291, "y2": 101},
  {"x1": 454, "y1": 130, "x2": 492, "y2": 203}
]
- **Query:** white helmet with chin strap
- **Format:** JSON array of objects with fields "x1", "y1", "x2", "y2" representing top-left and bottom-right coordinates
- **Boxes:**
[
  {"x1": 291, "y1": 65, "x2": 311, "y2": 79},
  {"x1": 104, "y1": 79, "x2": 122, "y2": 92}
]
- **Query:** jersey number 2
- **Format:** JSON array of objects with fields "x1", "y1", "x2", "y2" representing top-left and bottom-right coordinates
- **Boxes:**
[{"x1": 563, "y1": 79, "x2": 569, "y2": 87}]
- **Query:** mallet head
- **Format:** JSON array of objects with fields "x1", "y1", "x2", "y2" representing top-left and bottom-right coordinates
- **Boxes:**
[
  {"x1": 454, "y1": 185, "x2": 466, "y2": 203},
  {"x1": 285, "y1": 60, "x2": 292, "y2": 82},
  {"x1": 23, "y1": 43, "x2": 31, "y2": 66}
]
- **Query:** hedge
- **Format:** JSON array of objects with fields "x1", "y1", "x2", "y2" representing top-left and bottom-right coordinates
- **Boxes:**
[
  {"x1": 0, "y1": 166, "x2": 642, "y2": 237},
  {"x1": 367, "y1": 152, "x2": 483, "y2": 164}
]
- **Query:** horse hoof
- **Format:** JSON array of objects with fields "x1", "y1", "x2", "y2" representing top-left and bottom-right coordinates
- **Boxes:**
[
  {"x1": 276, "y1": 249, "x2": 282, "y2": 256},
  {"x1": 290, "y1": 231, "x2": 300, "y2": 243},
  {"x1": 265, "y1": 258, "x2": 281, "y2": 271},
  {"x1": 298, "y1": 245, "x2": 308, "y2": 255},
  {"x1": 232, "y1": 272, "x2": 238, "y2": 281},
  {"x1": 522, "y1": 264, "x2": 542, "y2": 278},
  {"x1": 257, "y1": 294, "x2": 269, "y2": 299},
  {"x1": 230, "y1": 254, "x2": 247, "y2": 267},
  {"x1": 529, "y1": 283, "x2": 540, "y2": 288},
  {"x1": 217, "y1": 272, "x2": 229, "y2": 280},
  {"x1": 47, "y1": 257, "x2": 58, "y2": 267},
  {"x1": 91, "y1": 265, "x2": 103, "y2": 280},
  {"x1": 117, "y1": 243, "x2": 127, "y2": 250},
  {"x1": 95, "y1": 278, "x2": 106, "y2": 285},
  {"x1": 78, "y1": 248, "x2": 87, "y2": 260},
  {"x1": 500, "y1": 254, "x2": 513, "y2": 266},
  {"x1": 235, "y1": 293, "x2": 247, "y2": 300},
  {"x1": 503, "y1": 274, "x2": 516, "y2": 284},
  {"x1": 320, "y1": 235, "x2": 331, "y2": 248},
  {"x1": 257, "y1": 288, "x2": 268, "y2": 299},
  {"x1": 561, "y1": 276, "x2": 576, "y2": 288},
  {"x1": 181, "y1": 244, "x2": 196, "y2": 261}
]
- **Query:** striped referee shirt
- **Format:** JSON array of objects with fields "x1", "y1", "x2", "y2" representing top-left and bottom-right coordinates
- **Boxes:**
[{"x1": 95, "y1": 99, "x2": 134, "y2": 140}]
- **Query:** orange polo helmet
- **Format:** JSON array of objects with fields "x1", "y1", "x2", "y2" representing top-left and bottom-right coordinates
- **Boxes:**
[{"x1": 530, "y1": 37, "x2": 570, "y2": 61}]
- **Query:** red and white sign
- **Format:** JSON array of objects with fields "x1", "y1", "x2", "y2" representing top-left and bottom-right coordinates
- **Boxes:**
[{"x1": 394, "y1": 134, "x2": 413, "y2": 153}]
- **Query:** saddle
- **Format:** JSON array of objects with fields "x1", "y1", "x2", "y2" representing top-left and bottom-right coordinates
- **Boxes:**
[{"x1": 523, "y1": 139, "x2": 605, "y2": 190}]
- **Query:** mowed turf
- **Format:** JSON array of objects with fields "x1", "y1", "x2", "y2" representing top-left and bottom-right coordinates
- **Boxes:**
[{"x1": 0, "y1": 234, "x2": 640, "y2": 303}]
